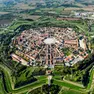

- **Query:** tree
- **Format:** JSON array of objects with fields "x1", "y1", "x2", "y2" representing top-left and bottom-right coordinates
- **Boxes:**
[{"x1": 42, "y1": 84, "x2": 60, "y2": 94}]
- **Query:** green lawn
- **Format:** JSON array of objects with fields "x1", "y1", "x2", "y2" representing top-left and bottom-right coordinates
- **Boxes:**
[
  {"x1": 87, "y1": 69, "x2": 94, "y2": 89},
  {"x1": 91, "y1": 24, "x2": 94, "y2": 32},
  {"x1": 53, "y1": 75, "x2": 62, "y2": 80},
  {"x1": 0, "y1": 77, "x2": 6, "y2": 94},
  {"x1": 35, "y1": 76, "x2": 47, "y2": 80},
  {"x1": 53, "y1": 79, "x2": 83, "y2": 91},
  {"x1": 9, "y1": 20, "x2": 33, "y2": 30},
  {"x1": 1, "y1": 65, "x2": 13, "y2": 92},
  {"x1": 60, "y1": 89, "x2": 86, "y2": 94}
]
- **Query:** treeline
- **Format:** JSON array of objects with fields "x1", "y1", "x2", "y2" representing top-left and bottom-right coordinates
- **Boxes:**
[{"x1": 15, "y1": 76, "x2": 37, "y2": 88}]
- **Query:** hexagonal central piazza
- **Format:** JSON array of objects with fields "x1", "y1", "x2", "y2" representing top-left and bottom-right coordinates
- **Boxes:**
[
  {"x1": 11, "y1": 27, "x2": 88, "y2": 68},
  {"x1": 44, "y1": 37, "x2": 58, "y2": 45}
]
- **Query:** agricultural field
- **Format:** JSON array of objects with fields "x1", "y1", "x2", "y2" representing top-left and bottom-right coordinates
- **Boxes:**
[
  {"x1": 20, "y1": 14, "x2": 41, "y2": 20},
  {"x1": 64, "y1": 6, "x2": 94, "y2": 11},
  {"x1": 13, "y1": 3, "x2": 36, "y2": 10},
  {"x1": 0, "y1": 12, "x2": 10, "y2": 15}
]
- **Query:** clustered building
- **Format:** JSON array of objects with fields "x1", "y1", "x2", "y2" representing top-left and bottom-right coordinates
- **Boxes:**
[{"x1": 11, "y1": 27, "x2": 88, "y2": 68}]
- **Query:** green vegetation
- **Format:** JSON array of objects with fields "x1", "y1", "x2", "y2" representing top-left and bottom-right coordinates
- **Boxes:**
[
  {"x1": 53, "y1": 79, "x2": 83, "y2": 91},
  {"x1": 87, "y1": 69, "x2": 94, "y2": 89},
  {"x1": 12, "y1": 80, "x2": 47, "y2": 93},
  {"x1": 42, "y1": 84, "x2": 61, "y2": 94},
  {"x1": 1, "y1": 63, "x2": 93, "y2": 94},
  {"x1": 35, "y1": 76, "x2": 47, "y2": 80},
  {"x1": 0, "y1": 64, "x2": 47, "y2": 94},
  {"x1": 53, "y1": 52, "x2": 94, "y2": 88},
  {"x1": 61, "y1": 47, "x2": 72, "y2": 56},
  {"x1": 91, "y1": 38, "x2": 94, "y2": 49},
  {"x1": 15, "y1": 66, "x2": 37, "y2": 88},
  {"x1": 0, "y1": 10, "x2": 94, "y2": 93},
  {"x1": 59, "y1": 88, "x2": 86, "y2": 94},
  {"x1": 28, "y1": 87, "x2": 42, "y2": 94},
  {"x1": 0, "y1": 72, "x2": 6, "y2": 94},
  {"x1": 91, "y1": 24, "x2": 94, "y2": 32}
]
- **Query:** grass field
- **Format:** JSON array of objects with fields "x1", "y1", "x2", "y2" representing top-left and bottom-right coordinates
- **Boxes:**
[
  {"x1": 0, "y1": 76, "x2": 6, "y2": 94},
  {"x1": 35, "y1": 76, "x2": 47, "y2": 81},
  {"x1": 53, "y1": 76, "x2": 62, "y2": 80},
  {"x1": 13, "y1": 3, "x2": 35, "y2": 10},
  {"x1": 91, "y1": 24, "x2": 94, "y2": 32},
  {"x1": 9, "y1": 20, "x2": 33, "y2": 30},
  {"x1": 60, "y1": 88, "x2": 86, "y2": 94},
  {"x1": 87, "y1": 69, "x2": 94, "y2": 89},
  {"x1": 0, "y1": 12, "x2": 9, "y2": 15},
  {"x1": 64, "y1": 6, "x2": 94, "y2": 11},
  {"x1": 53, "y1": 79, "x2": 84, "y2": 91},
  {"x1": 20, "y1": 14, "x2": 41, "y2": 20},
  {"x1": 40, "y1": 7, "x2": 64, "y2": 14}
]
